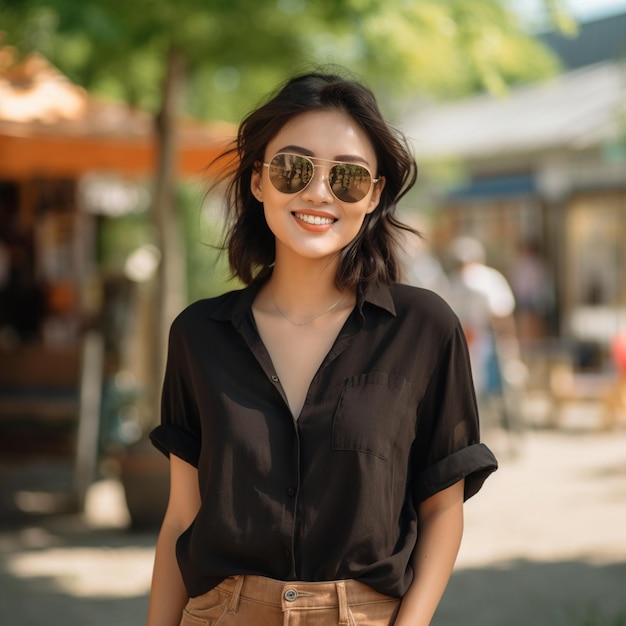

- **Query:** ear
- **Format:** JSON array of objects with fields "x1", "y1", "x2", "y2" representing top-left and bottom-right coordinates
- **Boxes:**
[
  {"x1": 366, "y1": 176, "x2": 386, "y2": 214},
  {"x1": 251, "y1": 166, "x2": 264, "y2": 202}
]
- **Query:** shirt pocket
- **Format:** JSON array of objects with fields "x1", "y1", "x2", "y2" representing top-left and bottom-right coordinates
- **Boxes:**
[{"x1": 332, "y1": 372, "x2": 411, "y2": 461}]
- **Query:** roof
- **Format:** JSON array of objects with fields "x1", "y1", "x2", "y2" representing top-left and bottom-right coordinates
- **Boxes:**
[
  {"x1": 0, "y1": 48, "x2": 235, "y2": 178},
  {"x1": 540, "y1": 11, "x2": 626, "y2": 70},
  {"x1": 404, "y1": 61, "x2": 626, "y2": 161}
]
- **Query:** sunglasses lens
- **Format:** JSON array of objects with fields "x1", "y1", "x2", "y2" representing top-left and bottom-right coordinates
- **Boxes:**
[
  {"x1": 329, "y1": 163, "x2": 372, "y2": 203},
  {"x1": 267, "y1": 154, "x2": 313, "y2": 194},
  {"x1": 266, "y1": 154, "x2": 373, "y2": 203}
]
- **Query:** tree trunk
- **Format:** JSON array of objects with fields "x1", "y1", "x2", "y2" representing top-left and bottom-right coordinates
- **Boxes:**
[{"x1": 150, "y1": 46, "x2": 187, "y2": 424}]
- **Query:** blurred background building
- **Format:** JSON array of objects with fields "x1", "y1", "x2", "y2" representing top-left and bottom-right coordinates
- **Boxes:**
[
  {"x1": 404, "y1": 10, "x2": 626, "y2": 417},
  {"x1": 0, "y1": 48, "x2": 233, "y2": 518}
]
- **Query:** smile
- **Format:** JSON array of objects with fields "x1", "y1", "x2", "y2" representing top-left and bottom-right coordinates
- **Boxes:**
[{"x1": 293, "y1": 212, "x2": 336, "y2": 225}]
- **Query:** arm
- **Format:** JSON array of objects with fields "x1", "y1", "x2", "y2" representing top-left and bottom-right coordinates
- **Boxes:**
[
  {"x1": 146, "y1": 454, "x2": 201, "y2": 626},
  {"x1": 394, "y1": 479, "x2": 465, "y2": 626}
]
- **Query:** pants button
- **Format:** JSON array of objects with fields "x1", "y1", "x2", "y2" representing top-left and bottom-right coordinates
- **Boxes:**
[{"x1": 284, "y1": 588, "x2": 298, "y2": 602}]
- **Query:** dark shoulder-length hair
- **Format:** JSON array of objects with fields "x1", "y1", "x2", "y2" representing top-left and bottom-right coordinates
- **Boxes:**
[{"x1": 212, "y1": 68, "x2": 419, "y2": 289}]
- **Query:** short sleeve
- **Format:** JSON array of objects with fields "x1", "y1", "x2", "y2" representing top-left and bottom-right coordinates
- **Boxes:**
[
  {"x1": 149, "y1": 316, "x2": 201, "y2": 467},
  {"x1": 412, "y1": 320, "x2": 497, "y2": 502}
]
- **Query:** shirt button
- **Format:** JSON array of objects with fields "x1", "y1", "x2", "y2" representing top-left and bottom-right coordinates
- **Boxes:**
[
  {"x1": 287, "y1": 487, "x2": 295, "y2": 497},
  {"x1": 284, "y1": 588, "x2": 298, "y2": 602},
  {"x1": 271, "y1": 375, "x2": 279, "y2": 382}
]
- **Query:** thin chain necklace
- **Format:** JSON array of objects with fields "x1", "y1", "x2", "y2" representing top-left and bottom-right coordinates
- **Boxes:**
[{"x1": 271, "y1": 285, "x2": 345, "y2": 327}]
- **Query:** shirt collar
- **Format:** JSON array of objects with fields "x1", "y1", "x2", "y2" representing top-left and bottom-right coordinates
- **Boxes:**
[
  {"x1": 206, "y1": 280, "x2": 262, "y2": 326},
  {"x1": 359, "y1": 281, "x2": 396, "y2": 317},
  {"x1": 207, "y1": 279, "x2": 396, "y2": 324}
]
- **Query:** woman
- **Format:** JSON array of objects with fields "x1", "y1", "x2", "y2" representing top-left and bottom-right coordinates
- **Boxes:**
[{"x1": 147, "y1": 69, "x2": 497, "y2": 626}]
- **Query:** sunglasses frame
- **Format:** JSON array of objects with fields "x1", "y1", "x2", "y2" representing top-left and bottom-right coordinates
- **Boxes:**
[{"x1": 262, "y1": 152, "x2": 380, "y2": 203}]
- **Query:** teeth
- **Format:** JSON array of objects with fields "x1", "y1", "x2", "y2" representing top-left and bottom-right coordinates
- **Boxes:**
[{"x1": 294, "y1": 213, "x2": 335, "y2": 225}]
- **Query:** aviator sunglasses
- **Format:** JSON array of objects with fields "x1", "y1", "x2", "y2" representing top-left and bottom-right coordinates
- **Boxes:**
[{"x1": 262, "y1": 153, "x2": 380, "y2": 203}]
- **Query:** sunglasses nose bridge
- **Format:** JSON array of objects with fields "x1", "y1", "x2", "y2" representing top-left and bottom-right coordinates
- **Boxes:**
[{"x1": 302, "y1": 162, "x2": 335, "y2": 201}]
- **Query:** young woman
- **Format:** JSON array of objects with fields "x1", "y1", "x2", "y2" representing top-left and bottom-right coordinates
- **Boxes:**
[{"x1": 147, "y1": 70, "x2": 497, "y2": 626}]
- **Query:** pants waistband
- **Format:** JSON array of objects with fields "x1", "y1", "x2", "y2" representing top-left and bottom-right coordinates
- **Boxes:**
[{"x1": 215, "y1": 574, "x2": 395, "y2": 611}]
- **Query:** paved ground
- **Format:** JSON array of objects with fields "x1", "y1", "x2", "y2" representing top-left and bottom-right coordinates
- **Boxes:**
[
  {"x1": 1, "y1": 411, "x2": 625, "y2": 625},
  {"x1": 435, "y1": 424, "x2": 626, "y2": 626}
]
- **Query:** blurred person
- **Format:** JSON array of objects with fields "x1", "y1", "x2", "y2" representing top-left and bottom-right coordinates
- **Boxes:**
[
  {"x1": 602, "y1": 333, "x2": 626, "y2": 430},
  {"x1": 446, "y1": 236, "x2": 524, "y2": 430},
  {"x1": 146, "y1": 70, "x2": 497, "y2": 626},
  {"x1": 508, "y1": 240, "x2": 555, "y2": 344}
]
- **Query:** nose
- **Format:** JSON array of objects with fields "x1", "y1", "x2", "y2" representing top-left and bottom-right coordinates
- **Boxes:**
[{"x1": 300, "y1": 166, "x2": 334, "y2": 204}]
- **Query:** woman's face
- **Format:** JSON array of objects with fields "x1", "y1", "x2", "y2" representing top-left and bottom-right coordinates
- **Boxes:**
[{"x1": 251, "y1": 109, "x2": 384, "y2": 267}]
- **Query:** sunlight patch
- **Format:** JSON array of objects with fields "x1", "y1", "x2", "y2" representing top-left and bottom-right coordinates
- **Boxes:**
[{"x1": 8, "y1": 547, "x2": 154, "y2": 597}]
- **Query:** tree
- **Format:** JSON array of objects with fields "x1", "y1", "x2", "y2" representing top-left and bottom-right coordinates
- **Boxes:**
[
  {"x1": 0, "y1": 0, "x2": 565, "y2": 419},
  {"x1": 2, "y1": 1, "x2": 564, "y2": 117}
]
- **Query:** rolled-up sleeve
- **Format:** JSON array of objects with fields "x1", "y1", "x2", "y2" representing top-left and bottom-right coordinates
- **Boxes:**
[
  {"x1": 412, "y1": 321, "x2": 498, "y2": 502},
  {"x1": 149, "y1": 315, "x2": 201, "y2": 467}
]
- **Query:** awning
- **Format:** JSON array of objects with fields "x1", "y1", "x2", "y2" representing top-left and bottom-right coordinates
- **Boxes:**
[{"x1": 0, "y1": 48, "x2": 235, "y2": 179}]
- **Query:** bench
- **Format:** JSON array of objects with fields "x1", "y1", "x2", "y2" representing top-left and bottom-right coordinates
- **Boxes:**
[{"x1": 549, "y1": 362, "x2": 625, "y2": 430}]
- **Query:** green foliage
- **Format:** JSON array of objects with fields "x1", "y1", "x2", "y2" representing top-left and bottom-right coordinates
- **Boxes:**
[
  {"x1": 177, "y1": 182, "x2": 239, "y2": 302},
  {"x1": 1, "y1": 0, "x2": 561, "y2": 120},
  {"x1": 96, "y1": 183, "x2": 236, "y2": 302},
  {"x1": 98, "y1": 211, "x2": 154, "y2": 273},
  {"x1": 544, "y1": 0, "x2": 579, "y2": 36}
]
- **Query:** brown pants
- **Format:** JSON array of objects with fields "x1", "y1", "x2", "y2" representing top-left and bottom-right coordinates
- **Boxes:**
[{"x1": 180, "y1": 575, "x2": 401, "y2": 625}]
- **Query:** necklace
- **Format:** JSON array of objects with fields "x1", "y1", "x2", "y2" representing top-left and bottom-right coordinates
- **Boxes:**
[{"x1": 271, "y1": 286, "x2": 345, "y2": 327}]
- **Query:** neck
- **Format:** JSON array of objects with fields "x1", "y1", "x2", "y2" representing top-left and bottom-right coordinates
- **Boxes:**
[
  {"x1": 263, "y1": 251, "x2": 354, "y2": 318},
  {"x1": 271, "y1": 243, "x2": 341, "y2": 292},
  {"x1": 272, "y1": 261, "x2": 341, "y2": 308}
]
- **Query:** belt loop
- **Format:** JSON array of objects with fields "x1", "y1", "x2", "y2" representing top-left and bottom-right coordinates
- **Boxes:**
[
  {"x1": 227, "y1": 575, "x2": 245, "y2": 614},
  {"x1": 336, "y1": 581, "x2": 349, "y2": 626}
]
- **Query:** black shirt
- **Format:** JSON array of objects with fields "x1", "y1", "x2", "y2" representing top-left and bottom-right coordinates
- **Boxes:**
[{"x1": 150, "y1": 281, "x2": 497, "y2": 599}]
